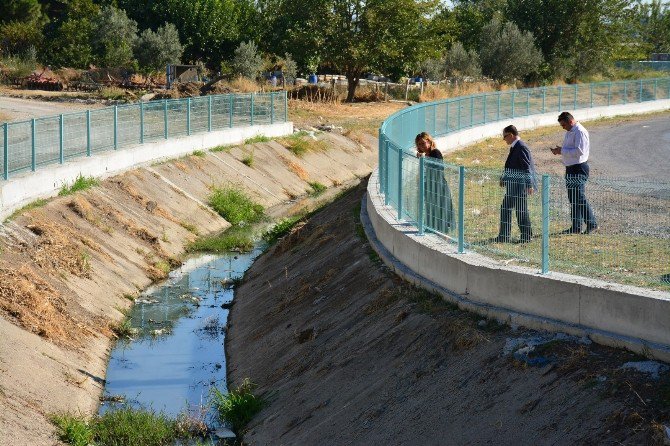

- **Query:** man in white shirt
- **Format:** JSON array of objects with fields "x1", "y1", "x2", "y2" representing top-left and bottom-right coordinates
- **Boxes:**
[{"x1": 551, "y1": 112, "x2": 598, "y2": 234}]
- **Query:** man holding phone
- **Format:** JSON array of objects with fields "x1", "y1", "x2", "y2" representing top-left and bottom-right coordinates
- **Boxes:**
[{"x1": 551, "y1": 112, "x2": 598, "y2": 234}]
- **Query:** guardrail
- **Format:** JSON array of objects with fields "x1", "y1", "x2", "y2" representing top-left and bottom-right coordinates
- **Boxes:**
[
  {"x1": 0, "y1": 91, "x2": 288, "y2": 180},
  {"x1": 378, "y1": 78, "x2": 670, "y2": 289}
]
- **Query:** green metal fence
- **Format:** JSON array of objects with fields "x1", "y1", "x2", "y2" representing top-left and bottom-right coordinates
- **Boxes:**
[
  {"x1": 378, "y1": 78, "x2": 670, "y2": 289},
  {"x1": 0, "y1": 91, "x2": 288, "y2": 180}
]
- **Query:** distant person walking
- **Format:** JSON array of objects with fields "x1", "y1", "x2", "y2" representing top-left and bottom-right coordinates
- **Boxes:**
[
  {"x1": 551, "y1": 112, "x2": 598, "y2": 234},
  {"x1": 415, "y1": 132, "x2": 454, "y2": 234},
  {"x1": 494, "y1": 125, "x2": 537, "y2": 243}
]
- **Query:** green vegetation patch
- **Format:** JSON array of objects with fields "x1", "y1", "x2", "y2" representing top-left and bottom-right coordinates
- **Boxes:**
[
  {"x1": 262, "y1": 215, "x2": 302, "y2": 245},
  {"x1": 187, "y1": 226, "x2": 254, "y2": 253},
  {"x1": 244, "y1": 135, "x2": 270, "y2": 144},
  {"x1": 211, "y1": 378, "x2": 266, "y2": 435},
  {"x1": 6, "y1": 198, "x2": 48, "y2": 221},
  {"x1": 51, "y1": 414, "x2": 93, "y2": 446},
  {"x1": 192, "y1": 150, "x2": 206, "y2": 157},
  {"x1": 242, "y1": 152, "x2": 254, "y2": 167},
  {"x1": 208, "y1": 187, "x2": 264, "y2": 226},
  {"x1": 59, "y1": 175, "x2": 100, "y2": 197},
  {"x1": 278, "y1": 132, "x2": 327, "y2": 158},
  {"x1": 308, "y1": 181, "x2": 327, "y2": 196},
  {"x1": 210, "y1": 145, "x2": 233, "y2": 153}
]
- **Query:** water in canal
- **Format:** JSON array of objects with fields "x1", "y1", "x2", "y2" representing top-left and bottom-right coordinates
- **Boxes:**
[{"x1": 100, "y1": 246, "x2": 264, "y2": 417}]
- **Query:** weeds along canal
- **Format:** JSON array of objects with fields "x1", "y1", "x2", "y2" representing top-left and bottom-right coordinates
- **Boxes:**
[{"x1": 100, "y1": 246, "x2": 264, "y2": 418}]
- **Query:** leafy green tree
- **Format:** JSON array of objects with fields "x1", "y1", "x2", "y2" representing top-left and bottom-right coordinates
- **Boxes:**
[
  {"x1": 505, "y1": 0, "x2": 634, "y2": 80},
  {"x1": 420, "y1": 58, "x2": 446, "y2": 81},
  {"x1": 479, "y1": 17, "x2": 543, "y2": 83},
  {"x1": 92, "y1": 6, "x2": 138, "y2": 68},
  {"x1": 280, "y1": 53, "x2": 298, "y2": 83},
  {"x1": 1, "y1": 0, "x2": 44, "y2": 24},
  {"x1": 231, "y1": 40, "x2": 263, "y2": 79},
  {"x1": 40, "y1": 0, "x2": 100, "y2": 68},
  {"x1": 135, "y1": 23, "x2": 184, "y2": 73},
  {"x1": 266, "y1": 0, "x2": 438, "y2": 101},
  {"x1": 445, "y1": 41, "x2": 481, "y2": 80},
  {"x1": 0, "y1": 21, "x2": 43, "y2": 56},
  {"x1": 635, "y1": 0, "x2": 670, "y2": 54}
]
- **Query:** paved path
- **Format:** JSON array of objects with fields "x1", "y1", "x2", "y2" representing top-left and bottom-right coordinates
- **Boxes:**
[
  {"x1": 0, "y1": 96, "x2": 101, "y2": 123},
  {"x1": 588, "y1": 113, "x2": 670, "y2": 182}
]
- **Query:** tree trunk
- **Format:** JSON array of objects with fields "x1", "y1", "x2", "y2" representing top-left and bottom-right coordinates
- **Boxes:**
[{"x1": 345, "y1": 73, "x2": 360, "y2": 102}]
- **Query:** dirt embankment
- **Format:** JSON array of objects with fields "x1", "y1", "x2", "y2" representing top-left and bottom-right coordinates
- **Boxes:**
[
  {"x1": 227, "y1": 182, "x2": 670, "y2": 445},
  {"x1": 0, "y1": 128, "x2": 377, "y2": 446}
]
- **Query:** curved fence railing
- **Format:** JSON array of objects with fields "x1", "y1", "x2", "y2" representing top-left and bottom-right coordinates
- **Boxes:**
[
  {"x1": 0, "y1": 91, "x2": 288, "y2": 180},
  {"x1": 378, "y1": 78, "x2": 670, "y2": 290}
]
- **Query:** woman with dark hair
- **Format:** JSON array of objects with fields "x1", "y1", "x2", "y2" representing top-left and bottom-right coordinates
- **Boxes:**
[{"x1": 415, "y1": 132, "x2": 454, "y2": 234}]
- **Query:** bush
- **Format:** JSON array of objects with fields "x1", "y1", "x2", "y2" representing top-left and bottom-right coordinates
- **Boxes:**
[
  {"x1": 231, "y1": 41, "x2": 263, "y2": 80},
  {"x1": 208, "y1": 187, "x2": 264, "y2": 226},
  {"x1": 93, "y1": 407, "x2": 177, "y2": 446},
  {"x1": 262, "y1": 216, "x2": 302, "y2": 245},
  {"x1": 51, "y1": 414, "x2": 93, "y2": 446},
  {"x1": 479, "y1": 18, "x2": 543, "y2": 84},
  {"x1": 445, "y1": 42, "x2": 481, "y2": 81},
  {"x1": 308, "y1": 181, "x2": 326, "y2": 196},
  {"x1": 187, "y1": 226, "x2": 255, "y2": 253},
  {"x1": 134, "y1": 23, "x2": 183, "y2": 73},
  {"x1": 92, "y1": 5, "x2": 138, "y2": 68},
  {"x1": 210, "y1": 379, "x2": 265, "y2": 434}
]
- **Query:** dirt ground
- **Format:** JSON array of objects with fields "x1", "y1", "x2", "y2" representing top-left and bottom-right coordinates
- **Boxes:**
[{"x1": 227, "y1": 181, "x2": 670, "y2": 445}]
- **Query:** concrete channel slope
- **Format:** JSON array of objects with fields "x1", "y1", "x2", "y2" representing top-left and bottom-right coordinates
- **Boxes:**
[{"x1": 0, "y1": 129, "x2": 377, "y2": 446}]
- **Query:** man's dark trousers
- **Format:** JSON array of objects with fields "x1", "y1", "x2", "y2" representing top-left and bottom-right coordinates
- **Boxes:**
[
  {"x1": 565, "y1": 162, "x2": 597, "y2": 232},
  {"x1": 499, "y1": 181, "x2": 532, "y2": 242}
]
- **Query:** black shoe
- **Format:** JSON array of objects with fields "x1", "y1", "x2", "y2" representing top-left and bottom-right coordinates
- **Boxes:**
[
  {"x1": 492, "y1": 235, "x2": 511, "y2": 243},
  {"x1": 559, "y1": 228, "x2": 581, "y2": 235},
  {"x1": 584, "y1": 225, "x2": 599, "y2": 234}
]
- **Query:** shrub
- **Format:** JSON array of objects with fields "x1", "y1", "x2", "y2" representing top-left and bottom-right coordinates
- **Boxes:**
[
  {"x1": 308, "y1": 181, "x2": 326, "y2": 196},
  {"x1": 210, "y1": 379, "x2": 265, "y2": 434},
  {"x1": 187, "y1": 226, "x2": 254, "y2": 253},
  {"x1": 51, "y1": 414, "x2": 93, "y2": 446},
  {"x1": 58, "y1": 175, "x2": 99, "y2": 196},
  {"x1": 242, "y1": 152, "x2": 254, "y2": 167},
  {"x1": 93, "y1": 407, "x2": 177, "y2": 446},
  {"x1": 445, "y1": 42, "x2": 481, "y2": 81},
  {"x1": 92, "y1": 6, "x2": 138, "y2": 68},
  {"x1": 134, "y1": 23, "x2": 183, "y2": 73},
  {"x1": 231, "y1": 41, "x2": 263, "y2": 80},
  {"x1": 244, "y1": 135, "x2": 270, "y2": 144},
  {"x1": 262, "y1": 216, "x2": 302, "y2": 245},
  {"x1": 208, "y1": 187, "x2": 264, "y2": 226}
]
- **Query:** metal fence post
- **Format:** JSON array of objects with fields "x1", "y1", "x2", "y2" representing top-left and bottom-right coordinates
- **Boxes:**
[
  {"x1": 187, "y1": 98, "x2": 191, "y2": 135},
  {"x1": 639, "y1": 79, "x2": 643, "y2": 102},
  {"x1": 573, "y1": 84, "x2": 578, "y2": 109},
  {"x1": 139, "y1": 102, "x2": 144, "y2": 144},
  {"x1": 284, "y1": 91, "x2": 288, "y2": 122},
  {"x1": 432, "y1": 104, "x2": 437, "y2": 134},
  {"x1": 418, "y1": 156, "x2": 425, "y2": 235},
  {"x1": 497, "y1": 92, "x2": 501, "y2": 120},
  {"x1": 3, "y1": 123, "x2": 8, "y2": 179},
  {"x1": 654, "y1": 79, "x2": 657, "y2": 99},
  {"x1": 469, "y1": 96, "x2": 474, "y2": 126},
  {"x1": 590, "y1": 83, "x2": 594, "y2": 107},
  {"x1": 541, "y1": 174, "x2": 550, "y2": 274},
  {"x1": 378, "y1": 129, "x2": 384, "y2": 194},
  {"x1": 31, "y1": 118, "x2": 36, "y2": 171},
  {"x1": 86, "y1": 110, "x2": 91, "y2": 156},
  {"x1": 457, "y1": 100, "x2": 462, "y2": 129},
  {"x1": 445, "y1": 102, "x2": 450, "y2": 132},
  {"x1": 59, "y1": 114, "x2": 64, "y2": 163},
  {"x1": 250, "y1": 93, "x2": 255, "y2": 126},
  {"x1": 542, "y1": 87, "x2": 546, "y2": 113},
  {"x1": 164, "y1": 100, "x2": 169, "y2": 139},
  {"x1": 526, "y1": 91, "x2": 530, "y2": 115},
  {"x1": 271, "y1": 93, "x2": 275, "y2": 124},
  {"x1": 511, "y1": 91, "x2": 515, "y2": 118},
  {"x1": 208, "y1": 96, "x2": 212, "y2": 131},
  {"x1": 608, "y1": 82, "x2": 611, "y2": 106},
  {"x1": 558, "y1": 86, "x2": 562, "y2": 110},
  {"x1": 458, "y1": 165, "x2": 465, "y2": 254},
  {"x1": 113, "y1": 105, "x2": 118, "y2": 149},
  {"x1": 624, "y1": 82, "x2": 628, "y2": 104},
  {"x1": 482, "y1": 95, "x2": 487, "y2": 123},
  {"x1": 384, "y1": 140, "x2": 391, "y2": 206},
  {"x1": 229, "y1": 95, "x2": 234, "y2": 128},
  {"x1": 397, "y1": 150, "x2": 403, "y2": 220}
]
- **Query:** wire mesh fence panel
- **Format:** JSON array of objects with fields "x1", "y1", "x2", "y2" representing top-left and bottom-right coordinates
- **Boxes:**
[
  {"x1": 167, "y1": 100, "x2": 188, "y2": 137},
  {"x1": 117, "y1": 105, "x2": 141, "y2": 148},
  {"x1": 386, "y1": 144, "x2": 401, "y2": 210},
  {"x1": 190, "y1": 97, "x2": 210, "y2": 134},
  {"x1": 548, "y1": 175, "x2": 670, "y2": 288},
  {"x1": 7, "y1": 120, "x2": 33, "y2": 173},
  {"x1": 253, "y1": 94, "x2": 273, "y2": 125},
  {"x1": 420, "y1": 158, "x2": 458, "y2": 237},
  {"x1": 62, "y1": 112, "x2": 87, "y2": 159},
  {"x1": 34, "y1": 116, "x2": 61, "y2": 167},
  {"x1": 232, "y1": 95, "x2": 252, "y2": 127},
  {"x1": 90, "y1": 108, "x2": 114, "y2": 153},
  {"x1": 400, "y1": 153, "x2": 419, "y2": 221},
  {"x1": 0, "y1": 124, "x2": 5, "y2": 172},
  {"x1": 143, "y1": 101, "x2": 166, "y2": 141},
  {"x1": 210, "y1": 95, "x2": 232, "y2": 130}
]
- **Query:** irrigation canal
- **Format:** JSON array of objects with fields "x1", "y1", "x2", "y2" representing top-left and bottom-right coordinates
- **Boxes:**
[{"x1": 100, "y1": 245, "x2": 264, "y2": 419}]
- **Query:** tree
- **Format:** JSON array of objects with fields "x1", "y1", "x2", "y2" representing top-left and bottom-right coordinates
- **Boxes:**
[
  {"x1": 135, "y1": 23, "x2": 184, "y2": 73},
  {"x1": 92, "y1": 6, "x2": 138, "y2": 68},
  {"x1": 479, "y1": 17, "x2": 543, "y2": 83},
  {"x1": 280, "y1": 53, "x2": 298, "y2": 83},
  {"x1": 0, "y1": 21, "x2": 43, "y2": 56},
  {"x1": 505, "y1": 0, "x2": 634, "y2": 80},
  {"x1": 231, "y1": 41, "x2": 263, "y2": 79},
  {"x1": 444, "y1": 42, "x2": 481, "y2": 81},
  {"x1": 635, "y1": 0, "x2": 670, "y2": 54},
  {"x1": 1, "y1": 0, "x2": 44, "y2": 24},
  {"x1": 266, "y1": 0, "x2": 438, "y2": 102},
  {"x1": 40, "y1": 0, "x2": 100, "y2": 68},
  {"x1": 421, "y1": 58, "x2": 446, "y2": 81}
]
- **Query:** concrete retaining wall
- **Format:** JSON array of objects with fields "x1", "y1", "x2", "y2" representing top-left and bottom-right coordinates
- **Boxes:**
[
  {"x1": 0, "y1": 122, "x2": 293, "y2": 220},
  {"x1": 366, "y1": 102, "x2": 670, "y2": 361}
]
